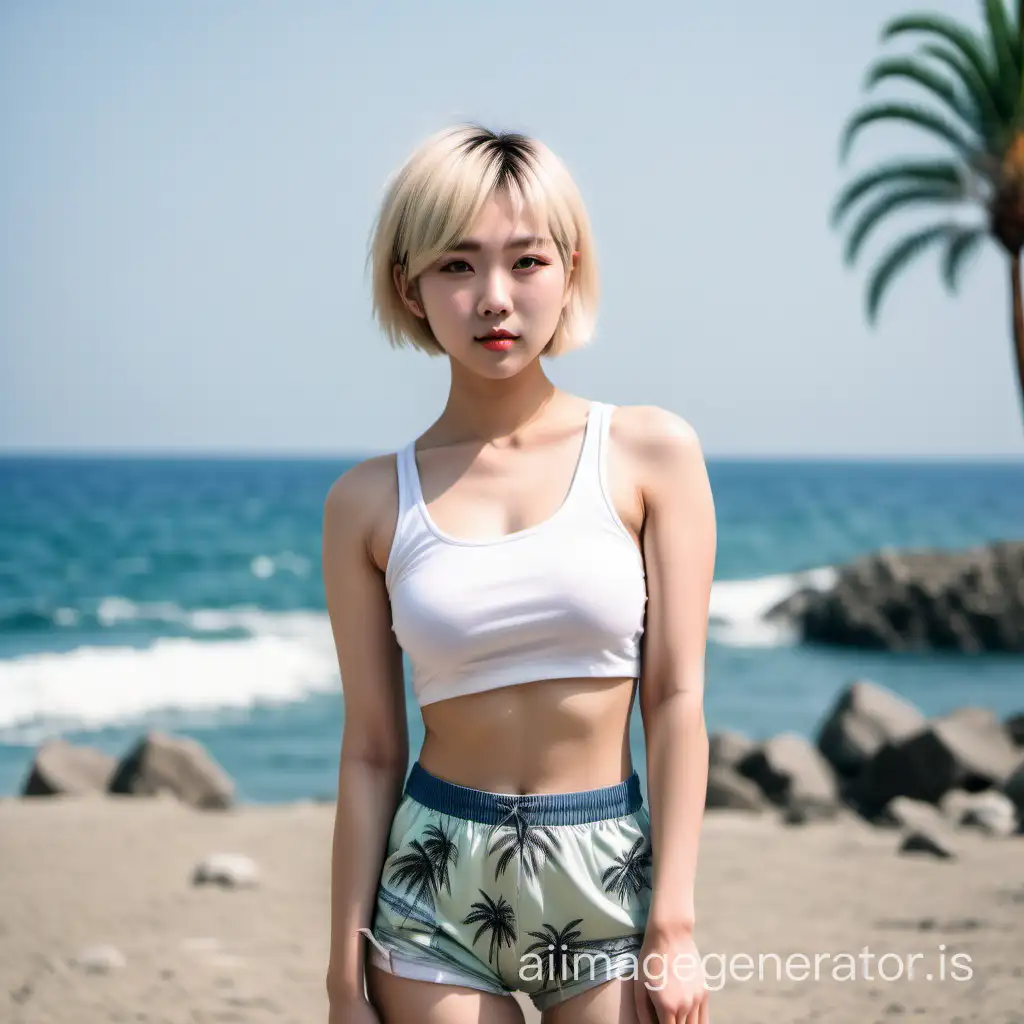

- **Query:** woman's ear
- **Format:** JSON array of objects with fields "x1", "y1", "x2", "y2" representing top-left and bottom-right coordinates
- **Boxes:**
[
  {"x1": 562, "y1": 250, "x2": 580, "y2": 307},
  {"x1": 393, "y1": 263, "x2": 426, "y2": 319}
]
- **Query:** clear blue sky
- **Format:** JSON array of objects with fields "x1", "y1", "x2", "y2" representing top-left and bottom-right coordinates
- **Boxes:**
[{"x1": 2, "y1": 0, "x2": 1021, "y2": 458}]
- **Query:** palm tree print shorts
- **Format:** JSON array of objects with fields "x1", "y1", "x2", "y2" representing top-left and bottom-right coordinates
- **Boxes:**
[{"x1": 364, "y1": 761, "x2": 653, "y2": 1012}]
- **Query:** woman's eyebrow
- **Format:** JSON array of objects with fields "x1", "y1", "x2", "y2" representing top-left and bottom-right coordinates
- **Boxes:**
[{"x1": 448, "y1": 235, "x2": 552, "y2": 252}]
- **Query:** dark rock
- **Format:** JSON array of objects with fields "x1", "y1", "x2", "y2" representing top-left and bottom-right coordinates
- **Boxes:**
[
  {"x1": 21, "y1": 739, "x2": 116, "y2": 797},
  {"x1": 866, "y1": 803, "x2": 903, "y2": 830},
  {"x1": 1005, "y1": 712, "x2": 1024, "y2": 747},
  {"x1": 939, "y1": 788, "x2": 976, "y2": 824},
  {"x1": 816, "y1": 680, "x2": 924, "y2": 778},
  {"x1": 704, "y1": 764, "x2": 766, "y2": 811},
  {"x1": 941, "y1": 706, "x2": 1001, "y2": 731},
  {"x1": 858, "y1": 709, "x2": 1022, "y2": 815},
  {"x1": 708, "y1": 731, "x2": 756, "y2": 771},
  {"x1": 737, "y1": 733, "x2": 840, "y2": 816},
  {"x1": 883, "y1": 796, "x2": 949, "y2": 834},
  {"x1": 957, "y1": 791, "x2": 1018, "y2": 837},
  {"x1": 108, "y1": 731, "x2": 235, "y2": 810},
  {"x1": 1001, "y1": 759, "x2": 1024, "y2": 825},
  {"x1": 780, "y1": 801, "x2": 841, "y2": 825},
  {"x1": 767, "y1": 541, "x2": 1024, "y2": 652},
  {"x1": 899, "y1": 828, "x2": 956, "y2": 860}
]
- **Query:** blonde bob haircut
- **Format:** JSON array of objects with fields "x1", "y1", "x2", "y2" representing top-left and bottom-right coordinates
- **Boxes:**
[{"x1": 368, "y1": 123, "x2": 599, "y2": 358}]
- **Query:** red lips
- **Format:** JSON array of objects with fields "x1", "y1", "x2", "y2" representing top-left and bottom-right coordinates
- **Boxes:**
[{"x1": 475, "y1": 329, "x2": 519, "y2": 340}]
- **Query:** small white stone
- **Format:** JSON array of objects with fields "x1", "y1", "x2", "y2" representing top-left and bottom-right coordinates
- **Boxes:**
[
  {"x1": 71, "y1": 944, "x2": 126, "y2": 973},
  {"x1": 192, "y1": 853, "x2": 259, "y2": 888}
]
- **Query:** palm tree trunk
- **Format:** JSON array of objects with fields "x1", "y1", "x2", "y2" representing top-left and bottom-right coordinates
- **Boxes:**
[{"x1": 1012, "y1": 252, "x2": 1024, "y2": 426}]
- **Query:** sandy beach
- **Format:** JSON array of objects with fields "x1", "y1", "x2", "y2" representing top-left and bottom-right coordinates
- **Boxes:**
[{"x1": 1, "y1": 793, "x2": 1021, "y2": 1024}]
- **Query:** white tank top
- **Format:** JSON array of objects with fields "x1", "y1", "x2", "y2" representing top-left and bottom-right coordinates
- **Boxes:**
[{"x1": 385, "y1": 401, "x2": 647, "y2": 707}]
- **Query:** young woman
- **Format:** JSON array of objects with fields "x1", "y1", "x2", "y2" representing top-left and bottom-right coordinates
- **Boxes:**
[{"x1": 322, "y1": 124, "x2": 716, "y2": 1024}]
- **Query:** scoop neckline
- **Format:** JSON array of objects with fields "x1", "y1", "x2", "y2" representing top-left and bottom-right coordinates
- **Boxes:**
[{"x1": 408, "y1": 402, "x2": 599, "y2": 548}]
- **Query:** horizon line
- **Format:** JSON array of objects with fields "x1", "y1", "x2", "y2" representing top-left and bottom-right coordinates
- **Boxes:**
[{"x1": 1, "y1": 448, "x2": 1022, "y2": 464}]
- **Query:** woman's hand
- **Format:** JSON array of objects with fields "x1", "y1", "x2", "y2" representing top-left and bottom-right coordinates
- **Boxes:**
[
  {"x1": 633, "y1": 923, "x2": 710, "y2": 1024},
  {"x1": 328, "y1": 994, "x2": 382, "y2": 1024}
]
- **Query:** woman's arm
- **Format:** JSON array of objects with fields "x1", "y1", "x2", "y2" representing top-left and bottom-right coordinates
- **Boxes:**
[
  {"x1": 321, "y1": 457, "x2": 409, "y2": 1005},
  {"x1": 635, "y1": 408, "x2": 716, "y2": 936}
]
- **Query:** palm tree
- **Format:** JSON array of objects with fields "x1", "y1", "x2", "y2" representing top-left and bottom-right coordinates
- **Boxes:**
[
  {"x1": 523, "y1": 918, "x2": 588, "y2": 994},
  {"x1": 832, "y1": 0, "x2": 1024, "y2": 426},
  {"x1": 487, "y1": 812, "x2": 562, "y2": 882},
  {"x1": 420, "y1": 821, "x2": 460, "y2": 897},
  {"x1": 601, "y1": 835, "x2": 653, "y2": 902},
  {"x1": 523, "y1": 919, "x2": 646, "y2": 994},
  {"x1": 387, "y1": 840, "x2": 438, "y2": 918},
  {"x1": 386, "y1": 820, "x2": 460, "y2": 921},
  {"x1": 463, "y1": 889, "x2": 518, "y2": 976}
]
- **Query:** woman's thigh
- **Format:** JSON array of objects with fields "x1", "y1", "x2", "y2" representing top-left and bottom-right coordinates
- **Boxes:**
[
  {"x1": 541, "y1": 978, "x2": 640, "y2": 1024},
  {"x1": 366, "y1": 960, "x2": 527, "y2": 1024}
]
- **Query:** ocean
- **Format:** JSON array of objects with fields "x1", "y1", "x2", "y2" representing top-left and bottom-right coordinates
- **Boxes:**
[{"x1": 1, "y1": 455, "x2": 1022, "y2": 804}]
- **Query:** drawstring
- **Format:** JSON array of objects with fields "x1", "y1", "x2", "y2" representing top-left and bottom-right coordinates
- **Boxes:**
[
  {"x1": 491, "y1": 794, "x2": 537, "y2": 960},
  {"x1": 493, "y1": 794, "x2": 537, "y2": 832}
]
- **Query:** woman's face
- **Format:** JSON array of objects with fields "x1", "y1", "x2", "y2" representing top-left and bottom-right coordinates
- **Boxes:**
[{"x1": 396, "y1": 191, "x2": 576, "y2": 374}]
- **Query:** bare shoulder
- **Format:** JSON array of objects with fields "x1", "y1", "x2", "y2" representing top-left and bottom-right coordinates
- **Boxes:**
[
  {"x1": 613, "y1": 405, "x2": 715, "y2": 585},
  {"x1": 323, "y1": 452, "x2": 400, "y2": 573},
  {"x1": 609, "y1": 404, "x2": 706, "y2": 478},
  {"x1": 323, "y1": 451, "x2": 396, "y2": 521},
  {"x1": 321, "y1": 452, "x2": 408, "y2": 766}
]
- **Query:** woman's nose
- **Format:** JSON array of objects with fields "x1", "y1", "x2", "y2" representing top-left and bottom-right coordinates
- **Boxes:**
[{"x1": 477, "y1": 271, "x2": 511, "y2": 318}]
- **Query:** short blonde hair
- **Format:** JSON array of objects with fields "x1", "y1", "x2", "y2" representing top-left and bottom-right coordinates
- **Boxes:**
[{"x1": 368, "y1": 123, "x2": 599, "y2": 358}]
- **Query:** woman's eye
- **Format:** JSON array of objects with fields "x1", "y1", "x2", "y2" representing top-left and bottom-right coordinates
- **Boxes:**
[{"x1": 439, "y1": 256, "x2": 548, "y2": 273}]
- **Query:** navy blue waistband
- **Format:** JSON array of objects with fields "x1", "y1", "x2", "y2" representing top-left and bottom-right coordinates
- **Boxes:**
[{"x1": 404, "y1": 761, "x2": 643, "y2": 825}]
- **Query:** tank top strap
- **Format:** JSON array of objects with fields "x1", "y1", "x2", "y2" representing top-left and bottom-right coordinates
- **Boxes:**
[
  {"x1": 394, "y1": 441, "x2": 419, "y2": 519},
  {"x1": 562, "y1": 400, "x2": 609, "y2": 513},
  {"x1": 594, "y1": 401, "x2": 616, "y2": 498},
  {"x1": 385, "y1": 441, "x2": 420, "y2": 594}
]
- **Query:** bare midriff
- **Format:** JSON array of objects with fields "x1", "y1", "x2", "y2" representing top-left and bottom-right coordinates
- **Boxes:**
[{"x1": 417, "y1": 675, "x2": 638, "y2": 795}]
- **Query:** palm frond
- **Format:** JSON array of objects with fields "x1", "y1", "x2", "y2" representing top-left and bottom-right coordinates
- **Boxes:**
[
  {"x1": 864, "y1": 56, "x2": 981, "y2": 135},
  {"x1": 1017, "y1": 0, "x2": 1024, "y2": 122},
  {"x1": 865, "y1": 223, "x2": 962, "y2": 322},
  {"x1": 941, "y1": 227, "x2": 989, "y2": 291},
  {"x1": 983, "y1": 0, "x2": 1020, "y2": 118},
  {"x1": 882, "y1": 14, "x2": 1002, "y2": 112},
  {"x1": 1019, "y1": 55, "x2": 1024, "y2": 127},
  {"x1": 844, "y1": 184, "x2": 966, "y2": 264},
  {"x1": 840, "y1": 102, "x2": 978, "y2": 162},
  {"x1": 831, "y1": 160, "x2": 963, "y2": 226},
  {"x1": 918, "y1": 43, "x2": 1009, "y2": 151}
]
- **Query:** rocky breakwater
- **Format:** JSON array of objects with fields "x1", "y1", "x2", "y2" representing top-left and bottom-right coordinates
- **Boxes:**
[
  {"x1": 767, "y1": 539, "x2": 1024, "y2": 651},
  {"x1": 707, "y1": 679, "x2": 1024, "y2": 858},
  {"x1": 21, "y1": 730, "x2": 236, "y2": 809}
]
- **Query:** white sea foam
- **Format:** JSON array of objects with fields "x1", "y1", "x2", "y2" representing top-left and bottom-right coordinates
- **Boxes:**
[
  {"x1": 0, "y1": 609, "x2": 339, "y2": 737},
  {"x1": 1, "y1": 565, "x2": 839, "y2": 737},
  {"x1": 708, "y1": 565, "x2": 837, "y2": 648},
  {"x1": 90, "y1": 598, "x2": 321, "y2": 636},
  {"x1": 250, "y1": 551, "x2": 310, "y2": 578}
]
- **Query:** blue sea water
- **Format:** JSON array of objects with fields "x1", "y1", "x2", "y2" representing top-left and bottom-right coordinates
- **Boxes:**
[{"x1": 0, "y1": 455, "x2": 1022, "y2": 803}]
